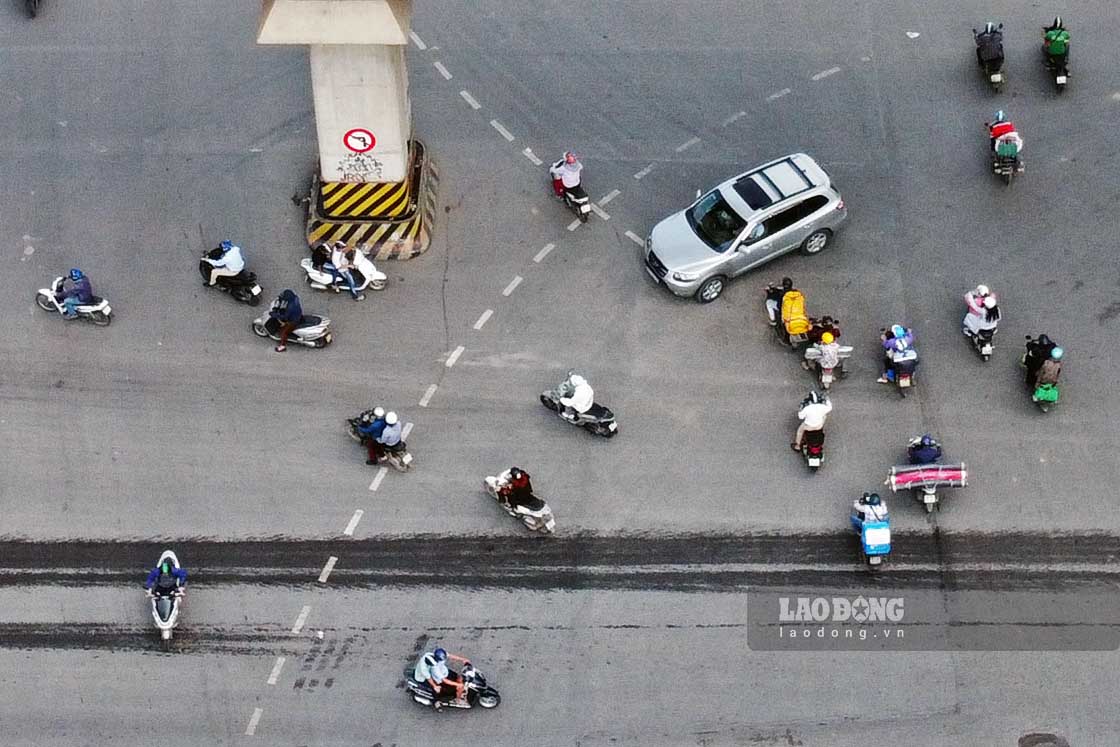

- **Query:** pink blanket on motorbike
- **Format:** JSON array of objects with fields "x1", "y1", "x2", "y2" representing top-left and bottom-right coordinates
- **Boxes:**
[{"x1": 887, "y1": 464, "x2": 967, "y2": 490}]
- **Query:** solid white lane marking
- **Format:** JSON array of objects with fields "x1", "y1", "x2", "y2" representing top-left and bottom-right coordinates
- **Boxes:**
[
  {"x1": 812, "y1": 66, "x2": 842, "y2": 81},
  {"x1": 245, "y1": 708, "x2": 263, "y2": 736},
  {"x1": 675, "y1": 136, "x2": 701, "y2": 153},
  {"x1": 459, "y1": 91, "x2": 481, "y2": 110},
  {"x1": 502, "y1": 276, "x2": 523, "y2": 296},
  {"x1": 409, "y1": 31, "x2": 427, "y2": 50},
  {"x1": 490, "y1": 120, "x2": 515, "y2": 141},
  {"x1": 343, "y1": 509, "x2": 363, "y2": 536},
  {"x1": 625, "y1": 231, "x2": 644, "y2": 246},
  {"x1": 473, "y1": 309, "x2": 494, "y2": 329},
  {"x1": 598, "y1": 189, "x2": 620, "y2": 205},
  {"x1": 767, "y1": 88, "x2": 791, "y2": 100},
  {"x1": 318, "y1": 556, "x2": 338, "y2": 584},
  {"x1": 533, "y1": 243, "x2": 555, "y2": 263},
  {"x1": 567, "y1": 219, "x2": 581, "y2": 231},
  {"x1": 267, "y1": 656, "x2": 286, "y2": 685},
  {"x1": 721, "y1": 111, "x2": 747, "y2": 126},
  {"x1": 418, "y1": 384, "x2": 438, "y2": 407},
  {"x1": 633, "y1": 163, "x2": 654, "y2": 180},
  {"x1": 446, "y1": 345, "x2": 465, "y2": 368},
  {"x1": 522, "y1": 148, "x2": 543, "y2": 165},
  {"x1": 369, "y1": 467, "x2": 388, "y2": 491},
  {"x1": 433, "y1": 61, "x2": 452, "y2": 80},
  {"x1": 402, "y1": 422, "x2": 413, "y2": 440},
  {"x1": 590, "y1": 204, "x2": 610, "y2": 221},
  {"x1": 291, "y1": 606, "x2": 311, "y2": 635}
]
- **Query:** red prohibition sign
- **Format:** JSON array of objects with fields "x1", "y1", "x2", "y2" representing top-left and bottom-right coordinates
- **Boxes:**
[{"x1": 343, "y1": 128, "x2": 376, "y2": 153}]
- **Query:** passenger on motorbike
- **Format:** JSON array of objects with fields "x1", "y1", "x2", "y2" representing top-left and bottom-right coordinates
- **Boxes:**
[
  {"x1": 851, "y1": 492, "x2": 889, "y2": 530},
  {"x1": 988, "y1": 111, "x2": 1023, "y2": 156},
  {"x1": 369, "y1": 411, "x2": 402, "y2": 463},
  {"x1": 325, "y1": 241, "x2": 365, "y2": 301},
  {"x1": 878, "y1": 325, "x2": 916, "y2": 383},
  {"x1": 764, "y1": 277, "x2": 795, "y2": 327},
  {"x1": 415, "y1": 647, "x2": 470, "y2": 705},
  {"x1": 1024, "y1": 334, "x2": 1057, "y2": 383},
  {"x1": 144, "y1": 560, "x2": 187, "y2": 596},
  {"x1": 560, "y1": 374, "x2": 594, "y2": 421},
  {"x1": 792, "y1": 390, "x2": 831, "y2": 452},
  {"x1": 803, "y1": 331, "x2": 843, "y2": 374},
  {"x1": 1042, "y1": 16, "x2": 1070, "y2": 69},
  {"x1": 202, "y1": 240, "x2": 245, "y2": 287},
  {"x1": 907, "y1": 434, "x2": 943, "y2": 464},
  {"x1": 1033, "y1": 347, "x2": 1063, "y2": 388},
  {"x1": 975, "y1": 22, "x2": 1004, "y2": 69},
  {"x1": 549, "y1": 151, "x2": 583, "y2": 198},
  {"x1": 269, "y1": 289, "x2": 303, "y2": 353},
  {"x1": 58, "y1": 268, "x2": 94, "y2": 319},
  {"x1": 357, "y1": 407, "x2": 387, "y2": 464},
  {"x1": 963, "y1": 285, "x2": 1000, "y2": 336},
  {"x1": 808, "y1": 315, "x2": 841, "y2": 344}
]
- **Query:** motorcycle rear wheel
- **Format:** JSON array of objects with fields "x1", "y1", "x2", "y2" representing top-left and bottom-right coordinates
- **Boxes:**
[{"x1": 91, "y1": 310, "x2": 112, "y2": 327}]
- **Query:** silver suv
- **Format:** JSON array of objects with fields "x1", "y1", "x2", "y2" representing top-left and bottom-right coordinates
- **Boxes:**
[{"x1": 643, "y1": 153, "x2": 847, "y2": 303}]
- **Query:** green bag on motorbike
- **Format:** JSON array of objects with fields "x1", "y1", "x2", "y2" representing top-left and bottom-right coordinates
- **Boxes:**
[
  {"x1": 996, "y1": 140, "x2": 1020, "y2": 158},
  {"x1": 1033, "y1": 383, "x2": 1060, "y2": 403}
]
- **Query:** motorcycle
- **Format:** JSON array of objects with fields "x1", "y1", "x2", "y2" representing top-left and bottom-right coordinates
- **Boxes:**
[
  {"x1": 35, "y1": 277, "x2": 112, "y2": 326},
  {"x1": 406, "y1": 662, "x2": 501, "y2": 710},
  {"x1": 1042, "y1": 32, "x2": 1069, "y2": 92},
  {"x1": 881, "y1": 351, "x2": 918, "y2": 398},
  {"x1": 540, "y1": 372, "x2": 618, "y2": 437},
  {"x1": 252, "y1": 309, "x2": 332, "y2": 348},
  {"x1": 484, "y1": 470, "x2": 556, "y2": 533},
  {"x1": 200, "y1": 249, "x2": 262, "y2": 306},
  {"x1": 146, "y1": 550, "x2": 184, "y2": 648},
  {"x1": 885, "y1": 463, "x2": 968, "y2": 513},
  {"x1": 801, "y1": 429, "x2": 825, "y2": 471},
  {"x1": 803, "y1": 344, "x2": 852, "y2": 389},
  {"x1": 853, "y1": 515, "x2": 891, "y2": 568},
  {"x1": 346, "y1": 416, "x2": 413, "y2": 471},
  {"x1": 300, "y1": 245, "x2": 387, "y2": 294},
  {"x1": 972, "y1": 24, "x2": 1005, "y2": 91},
  {"x1": 986, "y1": 126, "x2": 1024, "y2": 186}
]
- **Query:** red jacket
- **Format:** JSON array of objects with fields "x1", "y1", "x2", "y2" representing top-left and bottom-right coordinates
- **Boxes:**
[{"x1": 990, "y1": 121, "x2": 1015, "y2": 139}]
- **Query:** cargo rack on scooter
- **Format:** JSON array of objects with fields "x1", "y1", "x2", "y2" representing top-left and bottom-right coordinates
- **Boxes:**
[{"x1": 884, "y1": 463, "x2": 968, "y2": 491}]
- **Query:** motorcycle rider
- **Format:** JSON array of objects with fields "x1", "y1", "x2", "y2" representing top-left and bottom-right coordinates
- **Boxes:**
[
  {"x1": 878, "y1": 324, "x2": 916, "y2": 383},
  {"x1": 549, "y1": 151, "x2": 583, "y2": 198},
  {"x1": 1042, "y1": 16, "x2": 1070, "y2": 71},
  {"x1": 988, "y1": 111, "x2": 1023, "y2": 157},
  {"x1": 974, "y1": 21, "x2": 1004, "y2": 70},
  {"x1": 371, "y1": 411, "x2": 403, "y2": 463},
  {"x1": 356, "y1": 406, "x2": 387, "y2": 464},
  {"x1": 803, "y1": 331, "x2": 843, "y2": 376},
  {"x1": 1023, "y1": 334, "x2": 1058, "y2": 384},
  {"x1": 269, "y1": 289, "x2": 303, "y2": 353},
  {"x1": 808, "y1": 314, "x2": 841, "y2": 344},
  {"x1": 144, "y1": 559, "x2": 187, "y2": 595},
  {"x1": 1033, "y1": 346, "x2": 1064, "y2": 388},
  {"x1": 57, "y1": 268, "x2": 94, "y2": 319},
  {"x1": 414, "y1": 647, "x2": 470, "y2": 705},
  {"x1": 500, "y1": 467, "x2": 536, "y2": 511},
  {"x1": 851, "y1": 492, "x2": 889, "y2": 531},
  {"x1": 792, "y1": 390, "x2": 831, "y2": 452},
  {"x1": 202, "y1": 240, "x2": 245, "y2": 287},
  {"x1": 325, "y1": 241, "x2": 365, "y2": 302},
  {"x1": 764, "y1": 277, "x2": 795, "y2": 327},
  {"x1": 907, "y1": 434, "x2": 943, "y2": 464},
  {"x1": 560, "y1": 374, "x2": 594, "y2": 421},
  {"x1": 963, "y1": 285, "x2": 1000, "y2": 337}
]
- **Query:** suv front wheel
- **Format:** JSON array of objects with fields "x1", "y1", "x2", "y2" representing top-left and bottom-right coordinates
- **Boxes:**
[
  {"x1": 695, "y1": 276, "x2": 726, "y2": 304},
  {"x1": 800, "y1": 229, "x2": 832, "y2": 255}
]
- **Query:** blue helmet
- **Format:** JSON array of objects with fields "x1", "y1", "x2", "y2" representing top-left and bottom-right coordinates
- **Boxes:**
[
  {"x1": 1051, "y1": 347, "x2": 1064, "y2": 360},
  {"x1": 433, "y1": 648, "x2": 447, "y2": 662},
  {"x1": 920, "y1": 434, "x2": 934, "y2": 447},
  {"x1": 862, "y1": 492, "x2": 881, "y2": 506},
  {"x1": 891, "y1": 324, "x2": 906, "y2": 338},
  {"x1": 219, "y1": 240, "x2": 233, "y2": 252},
  {"x1": 69, "y1": 268, "x2": 84, "y2": 281},
  {"x1": 993, "y1": 110, "x2": 1006, "y2": 124}
]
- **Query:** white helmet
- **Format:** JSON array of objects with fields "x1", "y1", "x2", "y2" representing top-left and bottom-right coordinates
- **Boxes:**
[
  {"x1": 385, "y1": 411, "x2": 399, "y2": 425},
  {"x1": 983, "y1": 295, "x2": 997, "y2": 309},
  {"x1": 975, "y1": 284, "x2": 990, "y2": 296},
  {"x1": 569, "y1": 374, "x2": 587, "y2": 387},
  {"x1": 373, "y1": 406, "x2": 385, "y2": 419}
]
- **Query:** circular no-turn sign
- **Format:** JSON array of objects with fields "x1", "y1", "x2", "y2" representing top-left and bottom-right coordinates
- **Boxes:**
[{"x1": 343, "y1": 128, "x2": 376, "y2": 153}]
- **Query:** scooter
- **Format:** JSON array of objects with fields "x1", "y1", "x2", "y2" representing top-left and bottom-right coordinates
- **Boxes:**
[
  {"x1": 300, "y1": 245, "x2": 387, "y2": 294},
  {"x1": 1021, "y1": 337, "x2": 1061, "y2": 412},
  {"x1": 540, "y1": 372, "x2": 618, "y2": 438},
  {"x1": 200, "y1": 250, "x2": 262, "y2": 306},
  {"x1": 146, "y1": 550, "x2": 184, "y2": 648},
  {"x1": 252, "y1": 310, "x2": 332, "y2": 348},
  {"x1": 801, "y1": 430, "x2": 825, "y2": 472},
  {"x1": 972, "y1": 24, "x2": 1005, "y2": 91},
  {"x1": 346, "y1": 417, "x2": 413, "y2": 472},
  {"x1": 35, "y1": 277, "x2": 112, "y2": 326},
  {"x1": 405, "y1": 662, "x2": 501, "y2": 710},
  {"x1": 1042, "y1": 34, "x2": 1069, "y2": 92},
  {"x1": 562, "y1": 185, "x2": 592, "y2": 223},
  {"x1": 484, "y1": 470, "x2": 556, "y2": 533},
  {"x1": 803, "y1": 344, "x2": 852, "y2": 389}
]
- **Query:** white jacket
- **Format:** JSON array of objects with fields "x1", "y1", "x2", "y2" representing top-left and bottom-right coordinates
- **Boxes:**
[
  {"x1": 206, "y1": 245, "x2": 244, "y2": 272},
  {"x1": 798, "y1": 401, "x2": 832, "y2": 429},
  {"x1": 550, "y1": 160, "x2": 582, "y2": 189},
  {"x1": 560, "y1": 382, "x2": 594, "y2": 413}
]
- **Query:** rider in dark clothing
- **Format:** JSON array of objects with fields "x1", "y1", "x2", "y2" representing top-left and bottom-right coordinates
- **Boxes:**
[
  {"x1": 144, "y1": 562, "x2": 187, "y2": 595},
  {"x1": 501, "y1": 467, "x2": 536, "y2": 510},
  {"x1": 1024, "y1": 334, "x2": 1056, "y2": 384},
  {"x1": 975, "y1": 23, "x2": 1004, "y2": 70},
  {"x1": 270, "y1": 289, "x2": 303, "y2": 353},
  {"x1": 908, "y1": 434, "x2": 943, "y2": 465}
]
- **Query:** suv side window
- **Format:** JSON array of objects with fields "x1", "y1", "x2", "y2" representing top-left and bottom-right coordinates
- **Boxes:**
[
  {"x1": 793, "y1": 195, "x2": 829, "y2": 222},
  {"x1": 762, "y1": 206, "x2": 802, "y2": 235}
]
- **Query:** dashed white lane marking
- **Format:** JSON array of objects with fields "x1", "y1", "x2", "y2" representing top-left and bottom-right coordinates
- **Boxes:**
[
  {"x1": 409, "y1": 31, "x2": 427, "y2": 50},
  {"x1": 522, "y1": 148, "x2": 543, "y2": 165},
  {"x1": 446, "y1": 345, "x2": 465, "y2": 368},
  {"x1": 318, "y1": 556, "x2": 338, "y2": 584},
  {"x1": 598, "y1": 189, "x2": 620, "y2": 205},
  {"x1": 590, "y1": 204, "x2": 610, "y2": 221},
  {"x1": 906, "y1": 31, "x2": 921, "y2": 39},
  {"x1": 418, "y1": 384, "x2": 438, "y2": 407},
  {"x1": 502, "y1": 275, "x2": 523, "y2": 296},
  {"x1": 369, "y1": 467, "x2": 388, "y2": 491},
  {"x1": 625, "y1": 231, "x2": 644, "y2": 246},
  {"x1": 675, "y1": 136, "x2": 701, "y2": 153},
  {"x1": 721, "y1": 111, "x2": 747, "y2": 126},
  {"x1": 473, "y1": 309, "x2": 494, "y2": 329},
  {"x1": 767, "y1": 88, "x2": 792, "y2": 100},
  {"x1": 567, "y1": 219, "x2": 581, "y2": 231},
  {"x1": 245, "y1": 707, "x2": 263, "y2": 736},
  {"x1": 490, "y1": 119, "x2": 515, "y2": 141},
  {"x1": 343, "y1": 509, "x2": 364, "y2": 536},
  {"x1": 402, "y1": 422, "x2": 413, "y2": 440},
  {"x1": 267, "y1": 656, "x2": 286, "y2": 685},
  {"x1": 459, "y1": 91, "x2": 481, "y2": 110},
  {"x1": 633, "y1": 163, "x2": 654, "y2": 180},
  {"x1": 291, "y1": 605, "x2": 311, "y2": 635},
  {"x1": 533, "y1": 243, "x2": 555, "y2": 263},
  {"x1": 433, "y1": 61, "x2": 452, "y2": 80},
  {"x1": 811, "y1": 66, "x2": 842, "y2": 81}
]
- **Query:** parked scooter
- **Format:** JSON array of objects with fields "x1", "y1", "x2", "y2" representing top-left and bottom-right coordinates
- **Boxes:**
[
  {"x1": 972, "y1": 22, "x2": 1006, "y2": 91},
  {"x1": 484, "y1": 469, "x2": 556, "y2": 533},
  {"x1": 252, "y1": 309, "x2": 332, "y2": 348},
  {"x1": 539, "y1": 371, "x2": 618, "y2": 437},
  {"x1": 405, "y1": 661, "x2": 501, "y2": 710},
  {"x1": 145, "y1": 550, "x2": 184, "y2": 648},
  {"x1": 850, "y1": 493, "x2": 891, "y2": 568},
  {"x1": 35, "y1": 276, "x2": 112, "y2": 325},
  {"x1": 300, "y1": 244, "x2": 387, "y2": 294},
  {"x1": 199, "y1": 249, "x2": 262, "y2": 306},
  {"x1": 346, "y1": 415, "x2": 413, "y2": 472}
]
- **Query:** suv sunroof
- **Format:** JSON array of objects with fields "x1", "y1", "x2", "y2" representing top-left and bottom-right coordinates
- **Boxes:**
[{"x1": 732, "y1": 159, "x2": 813, "y2": 210}]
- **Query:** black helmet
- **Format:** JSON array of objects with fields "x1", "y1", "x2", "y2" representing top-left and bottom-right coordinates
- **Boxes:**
[
  {"x1": 509, "y1": 467, "x2": 524, "y2": 480},
  {"x1": 781, "y1": 277, "x2": 793, "y2": 290},
  {"x1": 984, "y1": 22, "x2": 996, "y2": 34},
  {"x1": 865, "y1": 493, "x2": 881, "y2": 506},
  {"x1": 1052, "y1": 16, "x2": 1063, "y2": 29}
]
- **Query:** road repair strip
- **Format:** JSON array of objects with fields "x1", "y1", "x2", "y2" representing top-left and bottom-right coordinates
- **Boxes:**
[
  {"x1": 343, "y1": 510, "x2": 363, "y2": 536},
  {"x1": 502, "y1": 276, "x2": 523, "y2": 296},
  {"x1": 418, "y1": 384, "x2": 438, "y2": 407},
  {"x1": 459, "y1": 91, "x2": 481, "y2": 110},
  {"x1": 291, "y1": 605, "x2": 311, "y2": 635},
  {"x1": 245, "y1": 707, "x2": 263, "y2": 736},
  {"x1": 318, "y1": 557, "x2": 338, "y2": 584},
  {"x1": 369, "y1": 467, "x2": 388, "y2": 492},
  {"x1": 490, "y1": 120, "x2": 516, "y2": 141},
  {"x1": 533, "y1": 243, "x2": 555, "y2": 263},
  {"x1": 267, "y1": 656, "x2": 286, "y2": 685},
  {"x1": 811, "y1": 66, "x2": 842, "y2": 81},
  {"x1": 445, "y1": 345, "x2": 465, "y2": 368},
  {"x1": 433, "y1": 61, "x2": 452, "y2": 80}
]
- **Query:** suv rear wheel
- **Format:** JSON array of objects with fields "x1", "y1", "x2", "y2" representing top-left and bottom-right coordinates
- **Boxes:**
[
  {"x1": 801, "y1": 229, "x2": 832, "y2": 255},
  {"x1": 695, "y1": 276, "x2": 726, "y2": 304}
]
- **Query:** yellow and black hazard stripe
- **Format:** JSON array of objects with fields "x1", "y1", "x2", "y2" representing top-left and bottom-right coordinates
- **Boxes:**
[{"x1": 318, "y1": 179, "x2": 412, "y2": 220}]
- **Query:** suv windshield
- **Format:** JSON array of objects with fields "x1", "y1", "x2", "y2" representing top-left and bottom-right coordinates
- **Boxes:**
[{"x1": 686, "y1": 190, "x2": 746, "y2": 252}]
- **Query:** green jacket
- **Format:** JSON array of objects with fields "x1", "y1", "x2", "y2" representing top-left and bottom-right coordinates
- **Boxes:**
[{"x1": 1044, "y1": 29, "x2": 1070, "y2": 55}]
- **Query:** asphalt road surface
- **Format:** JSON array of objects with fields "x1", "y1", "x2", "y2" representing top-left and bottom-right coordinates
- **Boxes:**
[{"x1": 2, "y1": 1, "x2": 1119, "y2": 745}]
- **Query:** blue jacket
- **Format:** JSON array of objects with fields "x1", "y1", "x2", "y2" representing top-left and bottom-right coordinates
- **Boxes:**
[
  {"x1": 357, "y1": 418, "x2": 386, "y2": 439},
  {"x1": 145, "y1": 566, "x2": 187, "y2": 590},
  {"x1": 270, "y1": 290, "x2": 302, "y2": 323},
  {"x1": 62, "y1": 277, "x2": 93, "y2": 303},
  {"x1": 909, "y1": 443, "x2": 942, "y2": 464}
]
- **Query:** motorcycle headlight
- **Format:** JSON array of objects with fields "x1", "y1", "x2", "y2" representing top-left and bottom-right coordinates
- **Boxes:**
[{"x1": 672, "y1": 271, "x2": 701, "y2": 282}]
